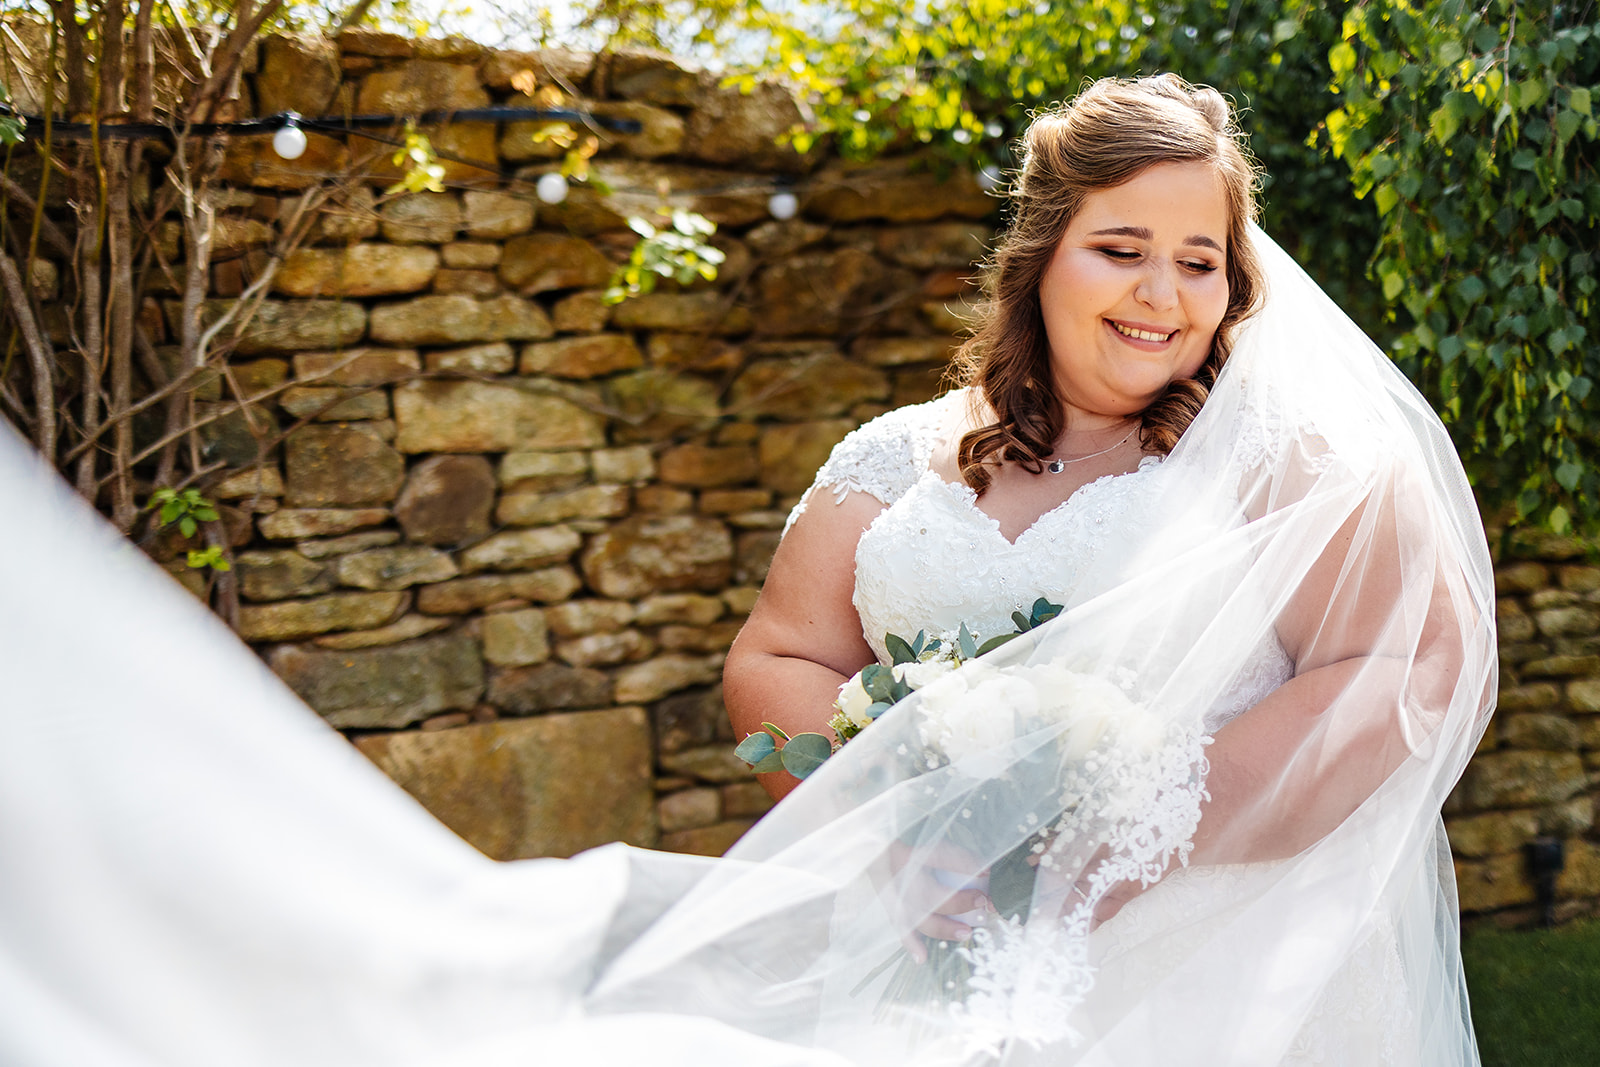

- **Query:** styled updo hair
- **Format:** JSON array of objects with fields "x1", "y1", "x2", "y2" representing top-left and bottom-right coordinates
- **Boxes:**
[{"x1": 953, "y1": 74, "x2": 1264, "y2": 493}]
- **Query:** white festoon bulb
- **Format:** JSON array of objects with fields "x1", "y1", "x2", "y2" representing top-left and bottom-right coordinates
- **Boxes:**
[
  {"x1": 272, "y1": 117, "x2": 307, "y2": 161},
  {"x1": 767, "y1": 191, "x2": 799, "y2": 220},
  {"x1": 535, "y1": 172, "x2": 569, "y2": 204}
]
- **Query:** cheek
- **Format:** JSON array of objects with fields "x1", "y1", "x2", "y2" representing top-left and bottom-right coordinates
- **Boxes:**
[{"x1": 1186, "y1": 279, "x2": 1230, "y2": 355}]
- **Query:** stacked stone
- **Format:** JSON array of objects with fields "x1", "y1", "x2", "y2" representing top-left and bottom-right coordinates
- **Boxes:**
[
  {"x1": 140, "y1": 33, "x2": 992, "y2": 861},
  {"x1": 1449, "y1": 528, "x2": 1600, "y2": 922}
]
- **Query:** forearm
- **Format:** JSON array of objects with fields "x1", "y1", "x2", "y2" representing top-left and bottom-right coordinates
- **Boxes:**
[
  {"x1": 1189, "y1": 655, "x2": 1414, "y2": 865},
  {"x1": 723, "y1": 640, "x2": 858, "y2": 801}
]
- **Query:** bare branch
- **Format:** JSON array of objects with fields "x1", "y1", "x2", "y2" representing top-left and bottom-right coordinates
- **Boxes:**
[
  {"x1": 0, "y1": 252, "x2": 57, "y2": 458},
  {"x1": 0, "y1": 173, "x2": 74, "y2": 259}
]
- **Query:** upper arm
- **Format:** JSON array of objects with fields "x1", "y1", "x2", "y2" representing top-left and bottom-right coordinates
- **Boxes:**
[{"x1": 731, "y1": 487, "x2": 885, "y2": 680}]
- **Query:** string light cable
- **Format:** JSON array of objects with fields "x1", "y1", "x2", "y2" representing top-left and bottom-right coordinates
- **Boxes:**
[
  {"x1": 0, "y1": 103, "x2": 1010, "y2": 219},
  {"x1": 0, "y1": 104, "x2": 643, "y2": 142}
]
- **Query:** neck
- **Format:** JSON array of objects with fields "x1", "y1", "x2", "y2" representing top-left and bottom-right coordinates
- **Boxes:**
[{"x1": 1055, "y1": 413, "x2": 1141, "y2": 452}]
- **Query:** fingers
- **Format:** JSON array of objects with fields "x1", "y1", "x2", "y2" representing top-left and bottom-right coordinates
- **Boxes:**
[
  {"x1": 916, "y1": 913, "x2": 975, "y2": 942},
  {"x1": 935, "y1": 887, "x2": 990, "y2": 917}
]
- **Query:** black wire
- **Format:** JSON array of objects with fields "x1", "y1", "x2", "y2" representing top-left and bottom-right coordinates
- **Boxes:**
[{"x1": 0, "y1": 105, "x2": 642, "y2": 141}]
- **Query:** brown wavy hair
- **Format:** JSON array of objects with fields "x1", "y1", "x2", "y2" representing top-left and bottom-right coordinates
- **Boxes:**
[{"x1": 953, "y1": 74, "x2": 1264, "y2": 493}]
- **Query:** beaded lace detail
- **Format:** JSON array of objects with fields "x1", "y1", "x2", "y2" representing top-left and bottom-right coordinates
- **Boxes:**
[{"x1": 789, "y1": 392, "x2": 1293, "y2": 733}]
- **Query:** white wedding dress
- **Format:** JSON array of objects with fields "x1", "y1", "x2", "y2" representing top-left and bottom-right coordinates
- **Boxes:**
[{"x1": 792, "y1": 388, "x2": 1415, "y2": 1064}]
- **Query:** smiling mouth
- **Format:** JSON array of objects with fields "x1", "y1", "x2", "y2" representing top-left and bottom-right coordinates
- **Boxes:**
[{"x1": 1109, "y1": 320, "x2": 1177, "y2": 343}]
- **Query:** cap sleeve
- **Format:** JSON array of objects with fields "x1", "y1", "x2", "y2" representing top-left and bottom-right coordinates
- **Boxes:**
[{"x1": 781, "y1": 392, "x2": 957, "y2": 535}]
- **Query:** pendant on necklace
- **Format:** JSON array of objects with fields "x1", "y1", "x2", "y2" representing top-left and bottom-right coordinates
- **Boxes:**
[{"x1": 1047, "y1": 459, "x2": 1066, "y2": 474}]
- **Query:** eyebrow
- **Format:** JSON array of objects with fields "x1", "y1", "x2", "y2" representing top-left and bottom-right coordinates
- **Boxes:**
[{"x1": 1087, "y1": 226, "x2": 1224, "y2": 253}]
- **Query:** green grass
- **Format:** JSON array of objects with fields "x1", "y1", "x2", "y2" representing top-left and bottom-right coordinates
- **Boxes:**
[{"x1": 1464, "y1": 918, "x2": 1600, "y2": 1067}]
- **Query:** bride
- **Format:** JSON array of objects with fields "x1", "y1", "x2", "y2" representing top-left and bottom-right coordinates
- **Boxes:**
[{"x1": 1, "y1": 77, "x2": 1492, "y2": 1066}]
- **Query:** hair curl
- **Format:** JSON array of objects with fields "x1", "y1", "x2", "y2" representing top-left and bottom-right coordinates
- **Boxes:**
[{"x1": 952, "y1": 74, "x2": 1265, "y2": 493}]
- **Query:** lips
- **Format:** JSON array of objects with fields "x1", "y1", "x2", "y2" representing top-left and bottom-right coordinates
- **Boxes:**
[{"x1": 1109, "y1": 319, "x2": 1177, "y2": 343}]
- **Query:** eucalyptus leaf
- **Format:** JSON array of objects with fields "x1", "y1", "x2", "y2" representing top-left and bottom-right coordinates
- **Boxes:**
[
  {"x1": 780, "y1": 733, "x2": 834, "y2": 779},
  {"x1": 959, "y1": 621, "x2": 977, "y2": 660},
  {"x1": 976, "y1": 633, "x2": 1019, "y2": 655},
  {"x1": 752, "y1": 751, "x2": 785, "y2": 774},
  {"x1": 988, "y1": 848, "x2": 1038, "y2": 922},
  {"x1": 866, "y1": 700, "x2": 893, "y2": 719},
  {"x1": 885, "y1": 632, "x2": 917, "y2": 666},
  {"x1": 734, "y1": 731, "x2": 776, "y2": 765},
  {"x1": 863, "y1": 664, "x2": 896, "y2": 702}
]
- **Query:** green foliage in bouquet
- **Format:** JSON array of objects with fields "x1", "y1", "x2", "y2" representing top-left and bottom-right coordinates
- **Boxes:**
[{"x1": 734, "y1": 599, "x2": 1064, "y2": 779}]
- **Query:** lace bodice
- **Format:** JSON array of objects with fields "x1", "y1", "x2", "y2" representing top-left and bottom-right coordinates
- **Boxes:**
[{"x1": 787, "y1": 391, "x2": 1294, "y2": 733}]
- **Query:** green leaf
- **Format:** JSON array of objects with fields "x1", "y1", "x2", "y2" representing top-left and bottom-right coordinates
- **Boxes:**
[
  {"x1": 1374, "y1": 185, "x2": 1399, "y2": 216},
  {"x1": 1429, "y1": 105, "x2": 1459, "y2": 145},
  {"x1": 885, "y1": 632, "x2": 917, "y2": 665},
  {"x1": 1328, "y1": 40, "x2": 1357, "y2": 78},
  {"x1": 1556, "y1": 463, "x2": 1582, "y2": 492},
  {"x1": 1556, "y1": 110, "x2": 1581, "y2": 145},
  {"x1": 1455, "y1": 275, "x2": 1488, "y2": 303},
  {"x1": 976, "y1": 633, "x2": 1019, "y2": 655},
  {"x1": 178, "y1": 516, "x2": 197, "y2": 538},
  {"x1": 1571, "y1": 88, "x2": 1593, "y2": 117},
  {"x1": 958, "y1": 621, "x2": 978, "y2": 660},
  {"x1": 780, "y1": 733, "x2": 833, "y2": 779},
  {"x1": 760, "y1": 721, "x2": 791, "y2": 743},
  {"x1": 862, "y1": 664, "x2": 897, "y2": 703},
  {"x1": 735, "y1": 731, "x2": 776, "y2": 766},
  {"x1": 752, "y1": 751, "x2": 785, "y2": 774},
  {"x1": 1029, "y1": 598, "x2": 1063, "y2": 626},
  {"x1": 1382, "y1": 271, "x2": 1406, "y2": 301},
  {"x1": 1011, "y1": 610, "x2": 1030, "y2": 632},
  {"x1": 866, "y1": 700, "x2": 893, "y2": 720},
  {"x1": 987, "y1": 847, "x2": 1038, "y2": 921}
]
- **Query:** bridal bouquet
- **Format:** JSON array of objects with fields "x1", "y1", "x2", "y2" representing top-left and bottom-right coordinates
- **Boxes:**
[
  {"x1": 733, "y1": 598, "x2": 1182, "y2": 1013},
  {"x1": 734, "y1": 598, "x2": 1067, "y2": 780}
]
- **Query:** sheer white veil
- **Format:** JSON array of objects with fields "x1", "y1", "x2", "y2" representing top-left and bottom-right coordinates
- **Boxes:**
[{"x1": 0, "y1": 226, "x2": 1492, "y2": 1066}]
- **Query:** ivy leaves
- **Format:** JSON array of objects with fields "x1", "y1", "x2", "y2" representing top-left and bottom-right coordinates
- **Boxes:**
[{"x1": 1326, "y1": 1, "x2": 1599, "y2": 531}]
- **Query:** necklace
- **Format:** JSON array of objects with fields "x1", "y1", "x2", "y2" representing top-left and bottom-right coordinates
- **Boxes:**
[{"x1": 1045, "y1": 425, "x2": 1139, "y2": 474}]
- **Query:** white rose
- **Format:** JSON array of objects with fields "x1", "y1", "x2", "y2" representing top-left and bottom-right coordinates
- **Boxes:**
[
  {"x1": 834, "y1": 672, "x2": 876, "y2": 730},
  {"x1": 893, "y1": 656, "x2": 956, "y2": 690}
]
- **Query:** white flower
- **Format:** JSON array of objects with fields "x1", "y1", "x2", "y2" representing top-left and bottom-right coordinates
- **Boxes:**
[
  {"x1": 916, "y1": 665, "x2": 1030, "y2": 775},
  {"x1": 893, "y1": 656, "x2": 956, "y2": 690},
  {"x1": 833, "y1": 672, "x2": 876, "y2": 730}
]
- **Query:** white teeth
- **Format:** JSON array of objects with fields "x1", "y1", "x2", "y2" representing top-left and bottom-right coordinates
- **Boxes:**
[{"x1": 1112, "y1": 322, "x2": 1174, "y2": 343}]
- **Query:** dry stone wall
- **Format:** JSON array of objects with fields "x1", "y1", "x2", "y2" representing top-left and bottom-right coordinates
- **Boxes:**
[
  {"x1": 59, "y1": 32, "x2": 1600, "y2": 922},
  {"x1": 137, "y1": 33, "x2": 988, "y2": 863},
  {"x1": 1453, "y1": 529, "x2": 1600, "y2": 924}
]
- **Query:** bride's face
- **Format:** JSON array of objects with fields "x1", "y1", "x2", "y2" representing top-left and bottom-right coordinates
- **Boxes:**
[{"x1": 1038, "y1": 161, "x2": 1230, "y2": 424}]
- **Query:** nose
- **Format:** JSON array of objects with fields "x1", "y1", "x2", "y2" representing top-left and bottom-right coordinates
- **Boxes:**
[{"x1": 1134, "y1": 262, "x2": 1178, "y2": 311}]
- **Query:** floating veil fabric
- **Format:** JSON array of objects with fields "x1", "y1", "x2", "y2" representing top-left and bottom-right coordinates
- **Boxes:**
[{"x1": 0, "y1": 227, "x2": 1493, "y2": 1066}]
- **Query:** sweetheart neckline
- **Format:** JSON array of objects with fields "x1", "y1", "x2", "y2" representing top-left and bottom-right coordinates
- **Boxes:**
[{"x1": 917, "y1": 456, "x2": 1165, "y2": 548}]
